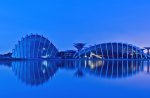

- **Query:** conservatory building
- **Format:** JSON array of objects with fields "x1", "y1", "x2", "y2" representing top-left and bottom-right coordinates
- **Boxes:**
[
  {"x1": 12, "y1": 34, "x2": 58, "y2": 59},
  {"x1": 74, "y1": 43, "x2": 148, "y2": 59}
]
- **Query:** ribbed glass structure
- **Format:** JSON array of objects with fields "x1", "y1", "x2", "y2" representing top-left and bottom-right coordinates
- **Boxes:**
[
  {"x1": 74, "y1": 43, "x2": 147, "y2": 59},
  {"x1": 12, "y1": 34, "x2": 58, "y2": 59}
]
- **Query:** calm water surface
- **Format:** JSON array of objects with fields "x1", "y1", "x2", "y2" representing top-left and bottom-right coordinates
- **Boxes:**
[{"x1": 0, "y1": 60, "x2": 150, "y2": 98}]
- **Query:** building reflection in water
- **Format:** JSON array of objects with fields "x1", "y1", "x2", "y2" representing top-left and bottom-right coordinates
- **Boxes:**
[
  {"x1": 0, "y1": 60, "x2": 150, "y2": 86},
  {"x1": 74, "y1": 60, "x2": 144, "y2": 78},
  {"x1": 11, "y1": 60, "x2": 59, "y2": 86}
]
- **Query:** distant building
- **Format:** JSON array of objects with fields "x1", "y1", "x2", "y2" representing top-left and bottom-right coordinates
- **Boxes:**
[
  {"x1": 58, "y1": 50, "x2": 76, "y2": 59},
  {"x1": 0, "y1": 52, "x2": 12, "y2": 59}
]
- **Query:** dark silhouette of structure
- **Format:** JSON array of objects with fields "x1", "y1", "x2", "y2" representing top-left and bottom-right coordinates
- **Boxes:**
[
  {"x1": 0, "y1": 52, "x2": 12, "y2": 58},
  {"x1": 73, "y1": 43, "x2": 86, "y2": 51}
]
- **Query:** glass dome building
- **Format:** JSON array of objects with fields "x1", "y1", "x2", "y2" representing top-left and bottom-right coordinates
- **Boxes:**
[
  {"x1": 74, "y1": 43, "x2": 148, "y2": 59},
  {"x1": 12, "y1": 34, "x2": 58, "y2": 59}
]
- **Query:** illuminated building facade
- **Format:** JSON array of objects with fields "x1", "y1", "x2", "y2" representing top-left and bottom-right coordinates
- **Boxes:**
[
  {"x1": 74, "y1": 43, "x2": 148, "y2": 59},
  {"x1": 12, "y1": 34, "x2": 58, "y2": 59}
]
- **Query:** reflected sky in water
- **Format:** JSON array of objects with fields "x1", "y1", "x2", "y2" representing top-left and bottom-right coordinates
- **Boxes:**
[{"x1": 0, "y1": 60, "x2": 150, "y2": 98}]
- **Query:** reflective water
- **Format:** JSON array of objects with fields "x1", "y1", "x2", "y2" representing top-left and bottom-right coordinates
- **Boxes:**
[{"x1": 0, "y1": 60, "x2": 150, "y2": 98}]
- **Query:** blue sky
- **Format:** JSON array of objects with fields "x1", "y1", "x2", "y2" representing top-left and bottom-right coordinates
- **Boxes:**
[{"x1": 0, "y1": 0, "x2": 150, "y2": 53}]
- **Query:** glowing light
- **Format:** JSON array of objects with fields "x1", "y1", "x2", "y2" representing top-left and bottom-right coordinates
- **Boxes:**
[
  {"x1": 90, "y1": 52, "x2": 102, "y2": 58},
  {"x1": 42, "y1": 60, "x2": 48, "y2": 67},
  {"x1": 43, "y1": 48, "x2": 46, "y2": 50}
]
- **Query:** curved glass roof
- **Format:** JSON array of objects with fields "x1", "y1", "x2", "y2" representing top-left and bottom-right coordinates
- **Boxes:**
[
  {"x1": 12, "y1": 34, "x2": 58, "y2": 59},
  {"x1": 74, "y1": 42, "x2": 147, "y2": 59}
]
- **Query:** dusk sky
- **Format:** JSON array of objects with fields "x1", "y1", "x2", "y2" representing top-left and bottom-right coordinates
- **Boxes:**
[{"x1": 0, "y1": 0, "x2": 150, "y2": 53}]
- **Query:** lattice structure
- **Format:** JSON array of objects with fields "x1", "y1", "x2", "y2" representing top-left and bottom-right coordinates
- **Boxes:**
[
  {"x1": 12, "y1": 34, "x2": 58, "y2": 59},
  {"x1": 74, "y1": 42, "x2": 147, "y2": 59}
]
